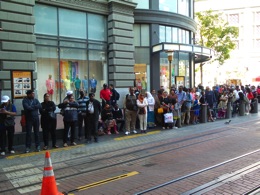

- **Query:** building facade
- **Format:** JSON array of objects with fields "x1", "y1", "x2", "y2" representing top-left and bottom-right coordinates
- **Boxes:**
[
  {"x1": 195, "y1": 0, "x2": 260, "y2": 86},
  {"x1": 0, "y1": 0, "x2": 212, "y2": 112}
]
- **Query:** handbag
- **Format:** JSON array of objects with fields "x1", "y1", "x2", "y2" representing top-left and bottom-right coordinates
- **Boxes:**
[
  {"x1": 164, "y1": 113, "x2": 173, "y2": 123},
  {"x1": 158, "y1": 107, "x2": 164, "y2": 114},
  {"x1": 4, "y1": 117, "x2": 15, "y2": 126},
  {"x1": 48, "y1": 112, "x2": 56, "y2": 119}
]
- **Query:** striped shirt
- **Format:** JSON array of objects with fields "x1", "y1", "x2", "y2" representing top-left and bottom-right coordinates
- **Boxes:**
[{"x1": 77, "y1": 96, "x2": 89, "y2": 114}]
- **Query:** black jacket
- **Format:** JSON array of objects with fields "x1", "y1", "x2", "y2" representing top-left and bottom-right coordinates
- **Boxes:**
[
  {"x1": 86, "y1": 99, "x2": 101, "y2": 120},
  {"x1": 58, "y1": 101, "x2": 79, "y2": 122},
  {"x1": 40, "y1": 101, "x2": 56, "y2": 128}
]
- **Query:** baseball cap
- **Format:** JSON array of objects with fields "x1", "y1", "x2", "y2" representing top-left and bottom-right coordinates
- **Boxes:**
[
  {"x1": 66, "y1": 90, "x2": 73, "y2": 95},
  {"x1": 1, "y1": 95, "x2": 10, "y2": 103}
]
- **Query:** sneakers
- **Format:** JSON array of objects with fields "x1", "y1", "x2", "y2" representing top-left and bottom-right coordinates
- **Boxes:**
[
  {"x1": 10, "y1": 150, "x2": 15, "y2": 154},
  {"x1": 43, "y1": 146, "x2": 48, "y2": 150},
  {"x1": 133, "y1": 130, "x2": 137, "y2": 134},
  {"x1": 63, "y1": 143, "x2": 68, "y2": 147},
  {"x1": 71, "y1": 142, "x2": 77, "y2": 146},
  {"x1": 173, "y1": 126, "x2": 178, "y2": 129},
  {"x1": 25, "y1": 147, "x2": 30, "y2": 153},
  {"x1": 1, "y1": 152, "x2": 5, "y2": 156},
  {"x1": 53, "y1": 145, "x2": 59, "y2": 148},
  {"x1": 107, "y1": 131, "x2": 111, "y2": 135},
  {"x1": 115, "y1": 130, "x2": 119, "y2": 134},
  {"x1": 125, "y1": 131, "x2": 130, "y2": 135}
]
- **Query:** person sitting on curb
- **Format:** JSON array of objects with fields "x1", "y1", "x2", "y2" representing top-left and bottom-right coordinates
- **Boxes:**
[{"x1": 101, "y1": 104, "x2": 119, "y2": 135}]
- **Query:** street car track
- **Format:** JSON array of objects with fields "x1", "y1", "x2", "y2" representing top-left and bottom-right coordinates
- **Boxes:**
[{"x1": 0, "y1": 120, "x2": 259, "y2": 194}]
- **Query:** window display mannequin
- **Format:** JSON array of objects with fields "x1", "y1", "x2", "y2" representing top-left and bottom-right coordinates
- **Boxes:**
[
  {"x1": 82, "y1": 75, "x2": 88, "y2": 93},
  {"x1": 46, "y1": 74, "x2": 54, "y2": 100},
  {"x1": 136, "y1": 78, "x2": 142, "y2": 91},
  {"x1": 141, "y1": 77, "x2": 147, "y2": 93},
  {"x1": 89, "y1": 74, "x2": 97, "y2": 93},
  {"x1": 64, "y1": 75, "x2": 71, "y2": 92},
  {"x1": 74, "y1": 74, "x2": 81, "y2": 99}
]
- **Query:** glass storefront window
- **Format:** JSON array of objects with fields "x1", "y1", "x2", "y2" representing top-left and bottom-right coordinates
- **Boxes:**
[
  {"x1": 35, "y1": 5, "x2": 57, "y2": 35},
  {"x1": 159, "y1": 0, "x2": 177, "y2": 13},
  {"x1": 160, "y1": 25, "x2": 190, "y2": 44},
  {"x1": 36, "y1": 46, "x2": 59, "y2": 103},
  {"x1": 59, "y1": 8, "x2": 87, "y2": 39},
  {"x1": 159, "y1": 51, "x2": 191, "y2": 91},
  {"x1": 132, "y1": 0, "x2": 149, "y2": 9},
  {"x1": 134, "y1": 24, "x2": 150, "y2": 46},
  {"x1": 178, "y1": 0, "x2": 189, "y2": 17},
  {"x1": 35, "y1": 4, "x2": 108, "y2": 103},
  {"x1": 88, "y1": 14, "x2": 107, "y2": 41},
  {"x1": 134, "y1": 48, "x2": 150, "y2": 92}
]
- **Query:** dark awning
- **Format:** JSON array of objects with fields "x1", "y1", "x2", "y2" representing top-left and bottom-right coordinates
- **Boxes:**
[{"x1": 152, "y1": 43, "x2": 214, "y2": 64}]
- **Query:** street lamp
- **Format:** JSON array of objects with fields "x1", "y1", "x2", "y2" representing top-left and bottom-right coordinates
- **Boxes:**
[{"x1": 166, "y1": 50, "x2": 174, "y2": 92}]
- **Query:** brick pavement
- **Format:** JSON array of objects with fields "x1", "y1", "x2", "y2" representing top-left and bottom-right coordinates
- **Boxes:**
[{"x1": 0, "y1": 111, "x2": 260, "y2": 194}]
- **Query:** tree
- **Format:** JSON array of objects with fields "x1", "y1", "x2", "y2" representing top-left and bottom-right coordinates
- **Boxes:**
[{"x1": 195, "y1": 10, "x2": 239, "y2": 84}]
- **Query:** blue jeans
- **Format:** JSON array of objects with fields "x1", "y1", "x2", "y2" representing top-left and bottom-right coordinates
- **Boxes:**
[{"x1": 25, "y1": 117, "x2": 40, "y2": 148}]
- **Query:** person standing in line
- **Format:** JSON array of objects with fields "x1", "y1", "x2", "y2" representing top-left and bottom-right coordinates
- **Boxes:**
[
  {"x1": 58, "y1": 95, "x2": 79, "y2": 147},
  {"x1": 0, "y1": 96, "x2": 17, "y2": 155},
  {"x1": 100, "y1": 83, "x2": 112, "y2": 109},
  {"x1": 86, "y1": 93, "x2": 101, "y2": 143},
  {"x1": 137, "y1": 93, "x2": 148, "y2": 133},
  {"x1": 124, "y1": 87, "x2": 138, "y2": 135},
  {"x1": 109, "y1": 84, "x2": 117, "y2": 107},
  {"x1": 77, "y1": 90, "x2": 89, "y2": 140},
  {"x1": 22, "y1": 90, "x2": 42, "y2": 153},
  {"x1": 39, "y1": 93, "x2": 58, "y2": 150},
  {"x1": 146, "y1": 92, "x2": 155, "y2": 128}
]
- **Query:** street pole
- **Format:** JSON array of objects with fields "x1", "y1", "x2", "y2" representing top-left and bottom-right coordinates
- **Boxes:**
[{"x1": 166, "y1": 51, "x2": 173, "y2": 92}]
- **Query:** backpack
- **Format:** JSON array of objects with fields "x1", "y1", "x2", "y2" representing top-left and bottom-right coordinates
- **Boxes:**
[
  {"x1": 115, "y1": 90, "x2": 120, "y2": 101},
  {"x1": 125, "y1": 94, "x2": 137, "y2": 111}
]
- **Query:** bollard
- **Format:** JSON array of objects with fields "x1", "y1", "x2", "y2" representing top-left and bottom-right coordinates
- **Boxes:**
[
  {"x1": 239, "y1": 100, "x2": 245, "y2": 116},
  {"x1": 251, "y1": 98, "x2": 258, "y2": 113},
  {"x1": 226, "y1": 102, "x2": 232, "y2": 119},
  {"x1": 200, "y1": 104, "x2": 207, "y2": 123}
]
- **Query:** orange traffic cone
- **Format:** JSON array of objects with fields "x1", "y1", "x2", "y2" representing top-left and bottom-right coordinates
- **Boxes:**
[{"x1": 40, "y1": 151, "x2": 63, "y2": 195}]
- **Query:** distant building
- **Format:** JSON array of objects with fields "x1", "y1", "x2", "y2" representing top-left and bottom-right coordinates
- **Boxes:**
[{"x1": 195, "y1": 0, "x2": 260, "y2": 86}]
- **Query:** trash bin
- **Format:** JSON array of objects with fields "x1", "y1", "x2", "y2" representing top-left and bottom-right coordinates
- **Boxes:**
[
  {"x1": 226, "y1": 102, "x2": 232, "y2": 119},
  {"x1": 250, "y1": 98, "x2": 258, "y2": 113},
  {"x1": 239, "y1": 101, "x2": 245, "y2": 116},
  {"x1": 200, "y1": 104, "x2": 207, "y2": 123}
]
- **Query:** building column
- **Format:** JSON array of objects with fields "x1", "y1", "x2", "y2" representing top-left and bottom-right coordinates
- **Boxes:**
[
  {"x1": 0, "y1": 0, "x2": 36, "y2": 92},
  {"x1": 107, "y1": 0, "x2": 136, "y2": 88}
]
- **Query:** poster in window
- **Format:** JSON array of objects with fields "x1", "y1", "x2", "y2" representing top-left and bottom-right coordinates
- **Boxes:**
[
  {"x1": 11, "y1": 70, "x2": 33, "y2": 99},
  {"x1": 175, "y1": 76, "x2": 185, "y2": 88}
]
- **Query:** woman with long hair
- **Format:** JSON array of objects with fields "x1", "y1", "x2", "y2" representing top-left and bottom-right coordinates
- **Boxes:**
[
  {"x1": 39, "y1": 93, "x2": 58, "y2": 150},
  {"x1": 137, "y1": 93, "x2": 148, "y2": 133}
]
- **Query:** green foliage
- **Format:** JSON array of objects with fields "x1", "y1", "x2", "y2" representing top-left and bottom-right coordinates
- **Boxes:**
[{"x1": 196, "y1": 10, "x2": 239, "y2": 65}]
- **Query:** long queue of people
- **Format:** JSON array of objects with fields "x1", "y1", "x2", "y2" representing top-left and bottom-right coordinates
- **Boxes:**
[{"x1": 0, "y1": 83, "x2": 259, "y2": 156}]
